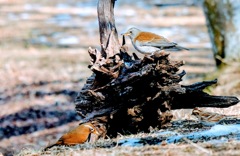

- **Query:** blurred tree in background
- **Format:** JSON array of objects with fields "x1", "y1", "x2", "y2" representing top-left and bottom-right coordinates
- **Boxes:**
[{"x1": 203, "y1": 0, "x2": 240, "y2": 66}]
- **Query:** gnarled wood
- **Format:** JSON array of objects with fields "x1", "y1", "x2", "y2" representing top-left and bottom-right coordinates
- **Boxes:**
[
  {"x1": 74, "y1": 0, "x2": 239, "y2": 140},
  {"x1": 75, "y1": 36, "x2": 239, "y2": 137}
]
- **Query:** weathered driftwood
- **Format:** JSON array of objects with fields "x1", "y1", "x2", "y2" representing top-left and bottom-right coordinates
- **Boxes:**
[{"x1": 75, "y1": 34, "x2": 239, "y2": 137}]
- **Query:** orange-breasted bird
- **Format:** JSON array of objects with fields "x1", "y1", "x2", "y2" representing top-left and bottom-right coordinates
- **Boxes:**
[
  {"x1": 192, "y1": 108, "x2": 227, "y2": 126},
  {"x1": 122, "y1": 27, "x2": 188, "y2": 54},
  {"x1": 44, "y1": 123, "x2": 100, "y2": 150}
]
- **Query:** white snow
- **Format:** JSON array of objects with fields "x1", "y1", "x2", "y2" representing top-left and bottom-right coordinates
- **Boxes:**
[
  {"x1": 167, "y1": 124, "x2": 240, "y2": 143},
  {"x1": 57, "y1": 36, "x2": 79, "y2": 46},
  {"x1": 118, "y1": 124, "x2": 240, "y2": 147}
]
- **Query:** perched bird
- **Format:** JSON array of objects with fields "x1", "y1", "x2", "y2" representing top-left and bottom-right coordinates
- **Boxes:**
[
  {"x1": 192, "y1": 108, "x2": 227, "y2": 126},
  {"x1": 122, "y1": 27, "x2": 188, "y2": 54},
  {"x1": 44, "y1": 123, "x2": 100, "y2": 150}
]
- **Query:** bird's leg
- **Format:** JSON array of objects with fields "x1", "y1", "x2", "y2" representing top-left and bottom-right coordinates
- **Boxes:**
[{"x1": 87, "y1": 133, "x2": 99, "y2": 143}]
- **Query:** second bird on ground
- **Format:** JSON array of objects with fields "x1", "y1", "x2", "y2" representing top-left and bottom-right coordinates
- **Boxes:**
[
  {"x1": 44, "y1": 123, "x2": 100, "y2": 150},
  {"x1": 192, "y1": 107, "x2": 227, "y2": 126},
  {"x1": 122, "y1": 27, "x2": 189, "y2": 54}
]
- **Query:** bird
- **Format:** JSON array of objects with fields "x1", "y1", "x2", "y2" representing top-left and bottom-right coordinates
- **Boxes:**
[
  {"x1": 192, "y1": 107, "x2": 227, "y2": 126},
  {"x1": 44, "y1": 123, "x2": 100, "y2": 150},
  {"x1": 122, "y1": 27, "x2": 189, "y2": 54}
]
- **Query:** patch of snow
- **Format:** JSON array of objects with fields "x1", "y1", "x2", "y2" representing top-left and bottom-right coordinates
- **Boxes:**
[
  {"x1": 38, "y1": 36, "x2": 48, "y2": 43},
  {"x1": 8, "y1": 13, "x2": 18, "y2": 21},
  {"x1": 157, "y1": 131, "x2": 178, "y2": 135},
  {"x1": 207, "y1": 138, "x2": 228, "y2": 144},
  {"x1": 186, "y1": 36, "x2": 200, "y2": 43},
  {"x1": 118, "y1": 138, "x2": 142, "y2": 147},
  {"x1": 167, "y1": 124, "x2": 240, "y2": 143},
  {"x1": 24, "y1": 4, "x2": 41, "y2": 11},
  {"x1": 76, "y1": 7, "x2": 96, "y2": 17},
  {"x1": 52, "y1": 32, "x2": 63, "y2": 39},
  {"x1": 118, "y1": 125, "x2": 240, "y2": 147},
  {"x1": 115, "y1": 9, "x2": 136, "y2": 17},
  {"x1": 76, "y1": 1, "x2": 96, "y2": 7},
  {"x1": 57, "y1": 36, "x2": 79, "y2": 46},
  {"x1": 20, "y1": 13, "x2": 30, "y2": 20},
  {"x1": 53, "y1": 14, "x2": 72, "y2": 21},
  {"x1": 56, "y1": 3, "x2": 70, "y2": 9}
]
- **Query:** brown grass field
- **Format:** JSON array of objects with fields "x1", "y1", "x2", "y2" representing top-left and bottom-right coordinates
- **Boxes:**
[{"x1": 0, "y1": 0, "x2": 240, "y2": 155}]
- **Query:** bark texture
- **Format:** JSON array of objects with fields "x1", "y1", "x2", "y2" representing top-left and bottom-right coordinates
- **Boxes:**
[
  {"x1": 97, "y1": 0, "x2": 120, "y2": 57},
  {"x1": 203, "y1": 0, "x2": 240, "y2": 65}
]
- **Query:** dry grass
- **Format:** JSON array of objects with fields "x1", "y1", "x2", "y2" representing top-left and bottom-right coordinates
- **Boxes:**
[
  {"x1": 0, "y1": 48, "x2": 91, "y2": 88},
  {"x1": 14, "y1": 140, "x2": 240, "y2": 156},
  {"x1": 1, "y1": 46, "x2": 238, "y2": 156},
  {"x1": 1, "y1": 0, "x2": 240, "y2": 155}
]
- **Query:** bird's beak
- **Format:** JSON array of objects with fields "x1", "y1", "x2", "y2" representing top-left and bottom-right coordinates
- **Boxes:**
[
  {"x1": 93, "y1": 129, "x2": 100, "y2": 135},
  {"x1": 121, "y1": 32, "x2": 130, "y2": 36}
]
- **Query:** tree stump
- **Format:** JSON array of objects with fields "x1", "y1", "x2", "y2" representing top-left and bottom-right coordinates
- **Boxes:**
[
  {"x1": 75, "y1": 34, "x2": 239, "y2": 138},
  {"x1": 74, "y1": 0, "x2": 239, "y2": 139}
]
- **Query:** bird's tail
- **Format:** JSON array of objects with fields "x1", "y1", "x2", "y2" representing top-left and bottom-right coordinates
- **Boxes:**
[
  {"x1": 44, "y1": 140, "x2": 62, "y2": 151},
  {"x1": 175, "y1": 45, "x2": 189, "y2": 51},
  {"x1": 43, "y1": 143, "x2": 57, "y2": 151}
]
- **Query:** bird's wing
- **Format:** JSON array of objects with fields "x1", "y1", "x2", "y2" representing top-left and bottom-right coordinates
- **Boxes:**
[
  {"x1": 57, "y1": 132, "x2": 83, "y2": 144},
  {"x1": 147, "y1": 39, "x2": 189, "y2": 50},
  {"x1": 145, "y1": 38, "x2": 177, "y2": 47},
  {"x1": 206, "y1": 114, "x2": 225, "y2": 121},
  {"x1": 137, "y1": 32, "x2": 176, "y2": 47}
]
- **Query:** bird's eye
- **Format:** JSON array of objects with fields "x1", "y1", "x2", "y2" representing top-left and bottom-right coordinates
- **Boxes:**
[
  {"x1": 90, "y1": 127, "x2": 94, "y2": 132},
  {"x1": 129, "y1": 31, "x2": 132, "y2": 34}
]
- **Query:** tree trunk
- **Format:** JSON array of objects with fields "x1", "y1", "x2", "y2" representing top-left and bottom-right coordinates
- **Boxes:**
[
  {"x1": 203, "y1": 0, "x2": 240, "y2": 65},
  {"x1": 97, "y1": 0, "x2": 120, "y2": 57}
]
